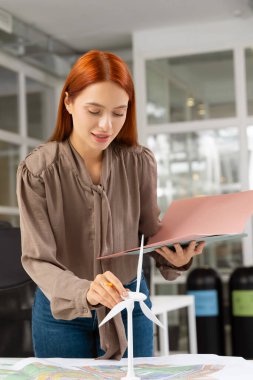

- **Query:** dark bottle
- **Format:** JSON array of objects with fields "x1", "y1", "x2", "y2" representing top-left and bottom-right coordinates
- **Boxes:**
[
  {"x1": 229, "y1": 267, "x2": 253, "y2": 359},
  {"x1": 187, "y1": 267, "x2": 225, "y2": 355}
]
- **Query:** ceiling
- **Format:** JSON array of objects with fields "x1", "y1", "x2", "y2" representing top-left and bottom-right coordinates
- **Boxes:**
[{"x1": 0, "y1": 0, "x2": 252, "y2": 52}]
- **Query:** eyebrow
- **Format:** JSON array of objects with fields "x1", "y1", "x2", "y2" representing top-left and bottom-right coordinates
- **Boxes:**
[{"x1": 85, "y1": 102, "x2": 128, "y2": 109}]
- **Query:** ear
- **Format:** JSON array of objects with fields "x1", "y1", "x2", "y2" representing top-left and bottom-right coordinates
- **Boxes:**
[{"x1": 64, "y1": 91, "x2": 72, "y2": 114}]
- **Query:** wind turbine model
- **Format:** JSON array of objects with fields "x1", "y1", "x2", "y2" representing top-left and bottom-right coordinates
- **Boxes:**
[{"x1": 99, "y1": 234, "x2": 164, "y2": 380}]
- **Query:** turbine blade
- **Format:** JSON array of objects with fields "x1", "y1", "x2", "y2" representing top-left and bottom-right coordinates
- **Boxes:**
[
  {"x1": 140, "y1": 301, "x2": 165, "y2": 329},
  {"x1": 99, "y1": 300, "x2": 131, "y2": 327},
  {"x1": 136, "y1": 234, "x2": 144, "y2": 293}
]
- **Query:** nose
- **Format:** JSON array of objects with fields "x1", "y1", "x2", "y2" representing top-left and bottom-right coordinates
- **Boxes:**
[{"x1": 98, "y1": 113, "x2": 112, "y2": 130}]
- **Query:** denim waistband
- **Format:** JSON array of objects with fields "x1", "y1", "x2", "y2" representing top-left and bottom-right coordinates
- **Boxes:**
[{"x1": 124, "y1": 271, "x2": 144, "y2": 287}]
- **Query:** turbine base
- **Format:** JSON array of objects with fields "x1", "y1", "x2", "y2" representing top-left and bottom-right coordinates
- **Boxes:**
[{"x1": 121, "y1": 376, "x2": 140, "y2": 380}]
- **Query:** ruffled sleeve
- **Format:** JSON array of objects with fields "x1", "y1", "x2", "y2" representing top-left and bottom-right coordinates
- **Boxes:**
[
  {"x1": 139, "y1": 147, "x2": 192, "y2": 280},
  {"x1": 16, "y1": 162, "x2": 94, "y2": 320},
  {"x1": 148, "y1": 250, "x2": 193, "y2": 280}
]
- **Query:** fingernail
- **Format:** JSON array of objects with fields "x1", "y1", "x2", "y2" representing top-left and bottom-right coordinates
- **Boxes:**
[{"x1": 122, "y1": 291, "x2": 128, "y2": 297}]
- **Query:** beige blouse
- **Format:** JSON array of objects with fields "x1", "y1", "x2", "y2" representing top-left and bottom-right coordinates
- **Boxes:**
[{"x1": 16, "y1": 139, "x2": 189, "y2": 360}]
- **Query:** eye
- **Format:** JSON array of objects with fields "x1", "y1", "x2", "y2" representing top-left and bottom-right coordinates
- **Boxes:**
[
  {"x1": 88, "y1": 110, "x2": 100, "y2": 115},
  {"x1": 113, "y1": 112, "x2": 125, "y2": 117}
]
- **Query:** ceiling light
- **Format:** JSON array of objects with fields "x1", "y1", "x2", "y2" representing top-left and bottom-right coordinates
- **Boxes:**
[
  {"x1": 186, "y1": 96, "x2": 195, "y2": 107},
  {"x1": 197, "y1": 103, "x2": 206, "y2": 116}
]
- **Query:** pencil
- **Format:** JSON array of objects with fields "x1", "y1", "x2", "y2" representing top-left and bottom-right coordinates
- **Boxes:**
[{"x1": 104, "y1": 281, "x2": 113, "y2": 287}]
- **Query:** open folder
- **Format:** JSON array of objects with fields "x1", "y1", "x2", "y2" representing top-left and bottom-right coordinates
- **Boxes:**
[{"x1": 98, "y1": 190, "x2": 253, "y2": 259}]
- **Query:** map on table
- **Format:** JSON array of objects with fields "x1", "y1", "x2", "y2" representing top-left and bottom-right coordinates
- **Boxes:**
[{"x1": 0, "y1": 361, "x2": 224, "y2": 379}]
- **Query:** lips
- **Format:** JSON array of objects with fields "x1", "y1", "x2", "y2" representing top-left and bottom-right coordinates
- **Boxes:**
[
  {"x1": 92, "y1": 133, "x2": 111, "y2": 138},
  {"x1": 91, "y1": 132, "x2": 112, "y2": 143}
]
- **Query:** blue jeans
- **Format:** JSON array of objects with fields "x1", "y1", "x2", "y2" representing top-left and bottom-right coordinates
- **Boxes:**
[{"x1": 32, "y1": 273, "x2": 153, "y2": 358}]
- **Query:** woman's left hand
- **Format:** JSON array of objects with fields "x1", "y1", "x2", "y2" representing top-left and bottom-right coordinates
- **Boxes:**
[{"x1": 155, "y1": 240, "x2": 205, "y2": 268}]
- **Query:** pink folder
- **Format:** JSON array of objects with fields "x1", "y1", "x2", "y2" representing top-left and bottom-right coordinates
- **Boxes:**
[{"x1": 98, "y1": 190, "x2": 253, "y2": 259}]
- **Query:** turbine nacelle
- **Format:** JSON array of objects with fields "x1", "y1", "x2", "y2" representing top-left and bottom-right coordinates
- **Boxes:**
[{"x1": 122, "y1": 291, "x2": 147, "y2": 302}]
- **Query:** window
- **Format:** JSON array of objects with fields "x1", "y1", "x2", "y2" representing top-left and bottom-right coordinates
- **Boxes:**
[
  {"x1": 0, "y1": 141, "x2": 20, "y2": 207},
  {"x1": 0, "y1": 53, "x2": 58, "y2": 226},
  {"x1": 148, "y1": 127, "x2": 240, "y2": 211},
  {"x1": 148, "y1": 128, "x2": 242, "y2": 270},
  {"x1": 245, "y1": 48, "x2": 253, "y2": 115},
  {"x1": 146, "y1": 51, "x2": 236, "y2": 124},
  {"x1": 0, "y1": 66, "x2": 18, "y2": 133},
  {"x1": 26, "y1": 77, "x2": 55, "y2": 140}
]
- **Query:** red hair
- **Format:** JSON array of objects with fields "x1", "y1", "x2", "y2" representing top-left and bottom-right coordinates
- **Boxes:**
[{"x1": 49, "y1": 50, "x2": 138, "y2": 146}]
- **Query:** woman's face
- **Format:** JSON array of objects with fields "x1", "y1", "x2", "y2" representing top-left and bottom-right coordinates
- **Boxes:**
[{"x1": 65, "y1": 81, "x2": 129, "y2": 152}]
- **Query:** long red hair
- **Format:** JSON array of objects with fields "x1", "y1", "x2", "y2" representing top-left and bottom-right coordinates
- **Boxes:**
[{"x1": 49, "y1": 50, "x2": 138, "y2": 146}]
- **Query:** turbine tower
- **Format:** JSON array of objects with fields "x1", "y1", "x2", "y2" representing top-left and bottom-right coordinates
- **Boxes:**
[{"x1": 99, "y1": 234, "x2": 164, "y2": 380}]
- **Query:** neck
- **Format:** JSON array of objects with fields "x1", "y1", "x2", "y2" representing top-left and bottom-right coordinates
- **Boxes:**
[{"x1": 69, "y1": 134, "x2": 103, "y2": 164}]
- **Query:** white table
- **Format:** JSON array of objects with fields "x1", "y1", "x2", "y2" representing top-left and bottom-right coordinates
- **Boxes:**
[
  {"x1": 151, "y1": 295, "x2": 197, "y2": 355},
  {"x1": 1, "y1": 355, "x2": 252, "y2": 380}
]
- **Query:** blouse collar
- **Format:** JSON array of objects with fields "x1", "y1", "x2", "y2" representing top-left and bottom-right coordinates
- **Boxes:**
[{"x1": 61, "y1": 138, "x2": 113, "y2": 191}]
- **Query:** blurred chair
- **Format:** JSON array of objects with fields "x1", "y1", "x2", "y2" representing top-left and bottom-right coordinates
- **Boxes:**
[
  {"x1": 0, "y1": 220, "x2": 12, "y2": 228},
  {"x1": 0, "y1": 224, "x2": 36, "y2": 357},
  {"x1": 151, "y1": 295, "x2": 197, "y2": 355}
]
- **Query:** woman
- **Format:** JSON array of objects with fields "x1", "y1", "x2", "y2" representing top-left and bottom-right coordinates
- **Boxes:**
[{"x1": 16, "y1": 50, "x2": 204, "y2": 360}]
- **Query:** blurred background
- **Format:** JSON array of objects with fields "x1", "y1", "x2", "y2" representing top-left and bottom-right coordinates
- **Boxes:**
[{"x1": 1, "y1": 0, "x2": 253, "y2": 358}]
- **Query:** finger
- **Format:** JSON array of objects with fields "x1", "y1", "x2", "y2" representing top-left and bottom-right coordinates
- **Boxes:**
[
  {"x1": 172, "y1": 242, "x2": 195, "y2": 264},
  {"x1": 188, "y1": 240, "x2": 197, "y2": 250},
  {"x1": 155, "y1": 248, "x2": 163, "y2": 254},
  {"x1": 183, "y1": 241, "x2": 197, "y2": 256},
  {"x1": 195, "y1": 241, "x2": 205, "y2": 254},
  {"x1": 99, "y1": 280, "x2": 123, "y2": 304},
  {"x1": 155, "y1": 247, "x2": 179, "y2": 265},
  {"x1": 91, "y1": 282, "x2": 118, "y2": 309},
  {"x1": 92, "y1": 279, "x2": 119, "y2": 306},
  {"x1": 87, "y1": 283, "x2": 99, "y2": 306},
  {"x1": 155, "y1": 247, "x2": 171, "y2": 260},
  {"x1": 87, "y1": 287, "x2": 113, "y2": 309},
  {"x1": 94, "y1": 274, "x2": 128, "y2": 304},
  {"x1": 103, "y1": 271, "x2": 128, "y2": 297},
  {"x1": 156, "y1": 246, "x2": 176, "y2": 256},
  {"x1": 173, "y1": 243, "x2": 185, "y2": 255}
]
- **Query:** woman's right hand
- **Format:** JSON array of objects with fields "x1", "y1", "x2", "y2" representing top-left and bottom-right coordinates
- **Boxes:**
[{"x1": 86, "y1": 271, "x2": 129, "y2": 309}]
